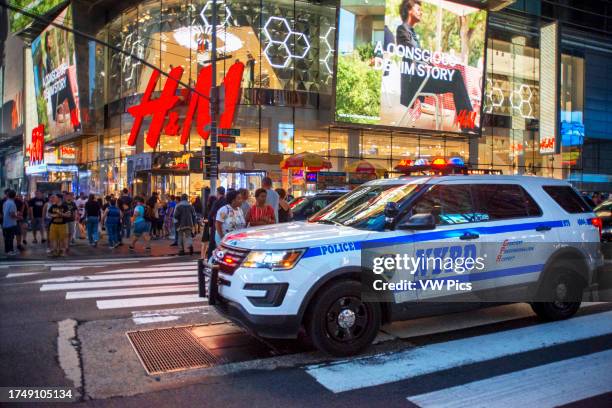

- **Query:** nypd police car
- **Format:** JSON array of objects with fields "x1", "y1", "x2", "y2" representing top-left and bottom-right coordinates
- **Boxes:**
[{"x1": 205, "y1": 174, "x2": 604, "y2": 356}]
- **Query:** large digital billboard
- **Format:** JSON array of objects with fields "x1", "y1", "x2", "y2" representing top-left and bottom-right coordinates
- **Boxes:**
[
  {"x1": 8, "y1": 0, "x2": 68, "y2": 32},
  {"x1": 31, "y1": 5, "x2": 81, "y2": 141},
  {"x1": 335, "y1": 0, "x2": 487, "y2": 135}
]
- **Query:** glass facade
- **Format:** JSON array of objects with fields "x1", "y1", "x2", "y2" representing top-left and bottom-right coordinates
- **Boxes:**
[{"x1": 16, "y1": 0, "x2": 608, "y2": 196}]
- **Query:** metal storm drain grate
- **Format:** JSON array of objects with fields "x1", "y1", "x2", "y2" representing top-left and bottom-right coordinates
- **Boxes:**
[{"x1": 127, "y1": 327, "x2": 219, "y2": 375}]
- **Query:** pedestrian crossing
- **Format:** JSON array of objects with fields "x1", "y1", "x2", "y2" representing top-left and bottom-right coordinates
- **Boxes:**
[
  {"x1": 1, "y1": 256, "x2": 175, "y2": 271},
  {"x1": 36, "y1": 260, "x2": 205, "y2": 312},
  {"x1": 406, "y1": 349, "x2": 612, "y2": 408},
  {"x1": 305, "y1": 308, "x2": 612, "y2": 407}
]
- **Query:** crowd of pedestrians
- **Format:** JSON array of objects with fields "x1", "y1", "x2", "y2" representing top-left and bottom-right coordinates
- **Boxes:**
[
  {"x1": 1, "y1": 179, "x2": 295, "y2": 258},
  {"x1": 202, "y1": 177, "x2": 294, "y2": 260}
]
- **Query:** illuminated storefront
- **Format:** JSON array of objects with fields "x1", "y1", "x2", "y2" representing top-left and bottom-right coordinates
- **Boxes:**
[{"x1": 7, "y1": 0, "x2": 611, "y2": 196}]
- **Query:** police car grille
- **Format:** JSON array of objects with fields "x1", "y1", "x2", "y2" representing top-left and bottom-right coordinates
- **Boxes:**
[{"x1": 218, "y1": 244, "x2": 249, "y2": 275}]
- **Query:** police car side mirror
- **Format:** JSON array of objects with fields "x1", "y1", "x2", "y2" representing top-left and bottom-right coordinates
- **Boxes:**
[{"x1": 397, "y1": 213, "x2": 436, "y2": 230}]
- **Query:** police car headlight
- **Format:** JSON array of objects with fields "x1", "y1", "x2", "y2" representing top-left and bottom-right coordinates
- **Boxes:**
[{"x1": 242, "y1": 250, "x2": 305, "y2": 270}]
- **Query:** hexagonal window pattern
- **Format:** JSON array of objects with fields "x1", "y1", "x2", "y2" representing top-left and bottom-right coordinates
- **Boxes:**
[
  {"x1": 263, "y1": 16, "x2": 291, "y2": 43},
  {"x1": 264, "y1": 42, "x2": 291, "y2": 68},
  {"x1": 200, "y1": 1, "x2": 232, "y2": 29},
  {"x1": 287, "y1": 32, "x2": 311, "y2": 59}
]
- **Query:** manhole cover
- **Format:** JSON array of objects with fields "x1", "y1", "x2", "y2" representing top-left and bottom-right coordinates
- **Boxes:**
[{"x1": 127, "y1": 327, "x2": 219, "y2": 374}]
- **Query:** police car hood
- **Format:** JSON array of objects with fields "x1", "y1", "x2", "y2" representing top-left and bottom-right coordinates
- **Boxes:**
[{"x1": 221, "y1": 221, "x2": 369, "y2": 250}]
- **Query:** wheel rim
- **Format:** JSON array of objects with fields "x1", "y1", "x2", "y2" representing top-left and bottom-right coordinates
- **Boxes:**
[
  {"x1": 552, "y1": 276, "x2": 573, "y2": 310},
  {"x1": 325, "y1": 296, "x2": 369, "y2": 343}
]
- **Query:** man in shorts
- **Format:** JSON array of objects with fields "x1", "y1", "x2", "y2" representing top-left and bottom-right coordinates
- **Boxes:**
[
  {"x1": 130, "y1": 197, "x2": 151, "y2": 253},
  {"x1": 48, "y1": 194, "x2": 70, "y2": 257}
]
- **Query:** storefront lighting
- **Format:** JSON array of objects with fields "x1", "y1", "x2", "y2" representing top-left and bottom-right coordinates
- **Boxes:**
[
  {"x1": 510, "y1": 84, "x2": 533, "y2": 118},
  {"x1": 200, "y1": 1, "x2": 232, "y2": 31},
  {"x1": 262, "y1": 16, "x2": 311, "y2": 69},
  {"x1": 321, "y1": 27, "x2": 335, "y2": 74}
]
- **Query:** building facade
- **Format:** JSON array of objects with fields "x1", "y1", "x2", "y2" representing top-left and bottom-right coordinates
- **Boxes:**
[{"x1": 2, "y1": 0, "x2": 612, "y2": 196}]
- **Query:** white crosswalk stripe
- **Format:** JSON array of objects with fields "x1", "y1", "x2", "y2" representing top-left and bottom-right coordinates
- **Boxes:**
[
  {"x1": 37, "y1": 270, "x2": 197, "y2": 283},
  {"x1": 406, "y1": 349, "x2": 612, "y2": 408},
  {"x1": 96, "y1": 294, "x2": 205, "y2": 310},
  {"x1": 65, "y1": 284, "x2": 198, "y2": 299},
  {"x1": 305, "y1": 310, "x2": 612, "y2": 393},
  {"x1": 37, "y1": 262, "x2": 206, "y2": 312},
  {"x1": 41, "y1": 276, "x2": 198, "y2": 291},
  {"x1": 98, "y1": 265, "x2": 197, "y2": 274}
]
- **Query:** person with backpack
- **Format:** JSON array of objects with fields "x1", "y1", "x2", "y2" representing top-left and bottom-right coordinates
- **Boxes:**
[
  {"x1": 130, "y1": 196, "x2": 151, "y2": 252},
  {"x1": 117, "y1": 188, "x2": 133, "y2": 244},
  {"x1": 174, "y1": 194, "x2": 196, "y2": 255},
  {"x1": 102, "y1": 198, "x2": 122, "y2": 248}
]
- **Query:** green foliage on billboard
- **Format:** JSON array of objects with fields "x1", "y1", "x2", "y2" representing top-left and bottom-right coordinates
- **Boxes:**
[{"x1": 9, "y1": 0, "x2": 68, "y2": 32}]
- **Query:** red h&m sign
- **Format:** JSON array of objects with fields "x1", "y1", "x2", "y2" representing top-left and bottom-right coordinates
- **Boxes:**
[
  {"x1": 27, "y1": 125, "x2": 45, "y2": 164},
  {"x1": 127, "y1": 62, "x2": 245, "y2": 149}
]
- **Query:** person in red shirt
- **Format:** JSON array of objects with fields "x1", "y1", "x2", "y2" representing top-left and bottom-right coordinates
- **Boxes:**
[{"x1": 247, "y1": 188, "x2": 276, "y2": 227}]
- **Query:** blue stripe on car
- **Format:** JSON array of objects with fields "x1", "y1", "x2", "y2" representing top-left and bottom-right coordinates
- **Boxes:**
[{"x1": 302, "y1": 220, "x2": 567, "y2": 259}]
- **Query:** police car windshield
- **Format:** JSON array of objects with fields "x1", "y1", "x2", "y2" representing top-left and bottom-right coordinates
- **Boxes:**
[{"x1": 309, "y1": 183, "x2": 420, "y2": 231}]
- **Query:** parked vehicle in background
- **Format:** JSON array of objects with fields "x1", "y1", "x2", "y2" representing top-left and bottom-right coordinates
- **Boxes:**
[
  {"x1": 594, "y1": 200, "x2": 612, "y2": 243},
  {"x1": 289, "y1": 191, "x2": 348, "y2": 221}
]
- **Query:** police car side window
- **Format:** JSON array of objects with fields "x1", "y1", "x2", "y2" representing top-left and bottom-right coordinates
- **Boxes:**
[
  {"x1": 472, "y1": 184, "x2": 542, "y2": 220},
  {"x1": 543, "y1": 186, "x2": 591, "y2": 213},
  {"x1": 412, "y1": 185, "x2": 476, "y2": 225}
]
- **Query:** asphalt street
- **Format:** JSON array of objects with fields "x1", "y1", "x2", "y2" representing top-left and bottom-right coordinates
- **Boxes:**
[{"x1": 0, "y1": 256, "x2": 611, "y2": 407}]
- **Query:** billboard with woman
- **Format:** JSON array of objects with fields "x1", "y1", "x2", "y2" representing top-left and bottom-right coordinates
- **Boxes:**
[
  {"x1": 31, "y1": 6, "x2": 81, "y2": 140},
  {"x1": 335, "y1": 0, "x2": 486, "y2": 135}
]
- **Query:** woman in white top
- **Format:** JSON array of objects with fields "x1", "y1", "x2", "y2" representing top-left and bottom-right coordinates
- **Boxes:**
[{"x1": 215, "y1": 190, "x2": 246, "y2": 245}]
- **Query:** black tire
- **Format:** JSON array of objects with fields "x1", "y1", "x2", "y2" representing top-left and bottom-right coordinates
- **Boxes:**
[
  {"x1": 306, "y1": 280, "x2": 380, "y2": 357},
  {"x1": 531, "y1": 267, "x2": 583, "y2": 321}
]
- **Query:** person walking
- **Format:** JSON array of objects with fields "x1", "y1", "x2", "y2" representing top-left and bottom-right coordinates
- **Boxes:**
[
  {"x1": 276, "y1": 188, "x2": 293, "y2": 223},
  {"x1": 75, "y1": 192, "x2": 87, "y2": 239},
  {"x1": 165, "y1": 195, "x2": 176, "y2": 243},
  {"x1": 64, "y1": 192, "x2": 78, "y2": 246},
  {"x1": 47, "y1": 194, "x2": 70, "y2": 257},
  {"x1": 174, "y1": 194, "x2": 196, "y2": 256},
  {"x1": 206, "y1": 186, "x2": 226, "y2": 259},
  {"x1": 215, "y1": 190, "x2": 246, "y2": 245},
  {"x1": 2, "y1": 190, "x2": 20, "y2": 256},
  {"x1": 238, "y1": 188, "x2": 251, "y2": 218},
  {"x1": 262, "y1": 177, "x2": 279, "y2": 222},
  {"x1": 247, "y1": 189, "x2": 275, "y2": 226},
  {"x1": 146, "y1": 193, "x2": 160, "y2": 239},
  {"x1": 85, "y1": 194, "x2": 101, "y2": 246},
  {"x1": 117, "y1": 188, "x2": 132, "y2": 244},
  {"x1": 130, "y1": 197, "x2": 151, "y2": 252},
  {"x1": 28, "y1": 190, "x2": 47, "y2": 244},
  {"x1": 102, "y1": 198, "x2": 122, "y2": 248},
  {"x1": 15, "y1": 194, "x2": 27, "y2": 250}
]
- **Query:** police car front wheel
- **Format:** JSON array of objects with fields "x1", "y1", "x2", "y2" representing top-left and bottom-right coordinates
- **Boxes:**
[{"x1": 306, "y1": 280, "x2": 381, "y2": 357}]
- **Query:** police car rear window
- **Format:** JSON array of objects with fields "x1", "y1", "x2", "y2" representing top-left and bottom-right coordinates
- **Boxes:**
[
  {"x1": 543, "y1": 186, "x2": 592, "y2": 213},
  {"x1": 472, "y1": 184, "x2": 542, "y2": 220}
]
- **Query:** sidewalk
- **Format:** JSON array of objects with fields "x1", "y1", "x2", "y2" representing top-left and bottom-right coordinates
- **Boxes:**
[{"x1": 0, "y1": 231, "x2": 203, "y2": 261}]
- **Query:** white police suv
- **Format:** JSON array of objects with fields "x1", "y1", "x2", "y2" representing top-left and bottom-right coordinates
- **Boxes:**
[{"x1": 206, "y1": 175, "x2": 604, "y2": 356}]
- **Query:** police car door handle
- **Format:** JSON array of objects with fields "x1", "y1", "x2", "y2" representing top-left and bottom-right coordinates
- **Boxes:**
[
  {"x1": 459, "y1": 232, "x2": 479, "y2": 240},
  {"x1": 535, "y1": 225, "x2": 552, "y2": 232}
]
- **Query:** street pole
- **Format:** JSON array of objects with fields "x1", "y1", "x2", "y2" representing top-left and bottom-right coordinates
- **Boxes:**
[{"x1": 209, "y1": 0, "x2": 219, "y2": 193}]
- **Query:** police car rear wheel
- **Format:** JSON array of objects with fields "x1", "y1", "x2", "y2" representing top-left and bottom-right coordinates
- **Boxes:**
[
  {"x1": 531, "y1": 269, "x2": 582, "y2": 321},
  {"x1": 307, "y1": 280, "x2": 380, "y2": 357}
]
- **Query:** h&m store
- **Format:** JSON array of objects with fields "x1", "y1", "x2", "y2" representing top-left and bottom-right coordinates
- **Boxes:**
[{"x1": 16, "y1": 0, "x2": 612, "y2": 196}]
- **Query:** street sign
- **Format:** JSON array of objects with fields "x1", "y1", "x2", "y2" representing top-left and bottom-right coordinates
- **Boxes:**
[
  {"x1": 218, "y1": 128, "x2": 240, "y2": 136},
  {"x1": 204, "y1": 146, "x2": 220, "y2": 165},
  {"x1": 218, "y1": 136, "x2": 236, "y2": 144},
  {"x1": 204, "y1": 164, "x2": 219, "y2": 179},
  {"x1": 204, "y1": 125, "x2": 240, "y2": 136}
]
